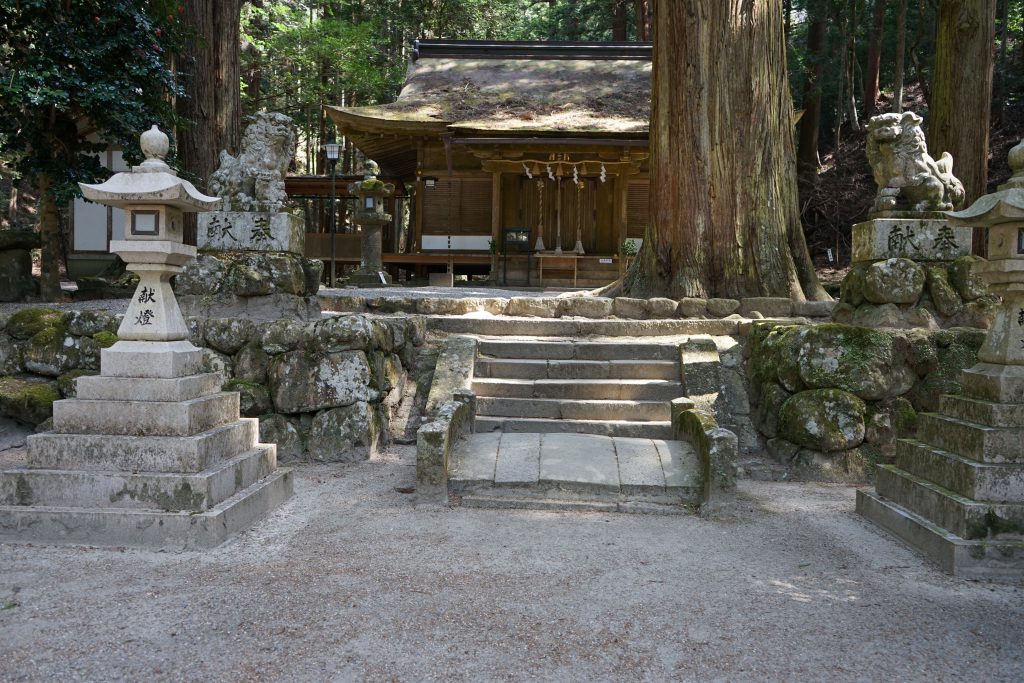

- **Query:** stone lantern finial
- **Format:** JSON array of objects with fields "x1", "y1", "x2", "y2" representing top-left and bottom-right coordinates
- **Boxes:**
[
  {"x1": 138, "y1": 124, "x2": 173, "y2": 174},
  {"x1": 1002, "y1": 139, "x2": 1024, "y2": 191}
]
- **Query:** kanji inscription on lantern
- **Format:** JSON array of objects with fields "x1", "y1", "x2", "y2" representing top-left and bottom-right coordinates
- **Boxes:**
[
  {"x1": 134, "y1": 309, "x2": 156, "y2": 326},
  {"x1": 138, "y1": 287, "x2": 156, "y2": 304},
  {"x1": 852, "y1": 218, "x2": 972, "y2": 263}
]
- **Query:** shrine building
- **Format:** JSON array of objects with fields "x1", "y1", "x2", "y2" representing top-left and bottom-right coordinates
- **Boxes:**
[{"x1": 325, "y1": 39, "x2": 652, "y2": 287}]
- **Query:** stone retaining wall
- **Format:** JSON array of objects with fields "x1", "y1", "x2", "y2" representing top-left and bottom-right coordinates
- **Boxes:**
[
  {"x1": 746, "y1": 321, "x2": 984, "y2": 482},
  {"x1": 0, "y1": 308, "x2": 426, "y2": 464}
]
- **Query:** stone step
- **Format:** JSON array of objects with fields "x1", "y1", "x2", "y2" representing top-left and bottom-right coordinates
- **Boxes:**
[
  {"x1": 472, "y1": 378, "x2": 684, "y2": 401},
  {"x1": 428, "y1": 317, "x2": 740, "y2": 337},
  {"x1": 448, "y1": 432, "x2": 701, "y2": 505},
  {"x1": 51, "y1": 392, "x2": 240, "y2": 437},
  {"x1": 476, "y1": 339, "x2": 679, "y2": 361},
  {"x1": 856, "y1": 489, "x2": 1024, "y2": 580},
  {"x1": 0, "y1": 468, "x2": 294, "y2": 550},
  {"x1": 939, "y1": 394, "x2": 1024, "y2": 429},
  {"x1": 896, "y1": 438, "x2": 1024, "y2": 503},
  {"x1": 875, "y1": 465, "x2": 1024, "y2": 541},
  {"x1": 74, "y1": 373, "x2": 223, "y2": 402},
  {"x1": 476, "y1": 397, "x2": 670, "y2": 421},
  {"x1": 475, "y1": 416, "x2": 673, "y2": 439},
  {"x1": 475, "y1": 358, "x2": 679, "y2": 381},
  {"x1": 0, "y1": 446, "x2": 276, "y2": 512},
  {"x1": 916, "y1": 413, "x2": 1024, "y2": 464},
  {"x1": 25, "y1": 419, "x2": 259, "y2": 474}
]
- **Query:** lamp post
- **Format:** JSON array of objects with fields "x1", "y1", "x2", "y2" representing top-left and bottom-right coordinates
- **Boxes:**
[{"x1": 324, "y1": 142, "x2": 341, "y2": 287}]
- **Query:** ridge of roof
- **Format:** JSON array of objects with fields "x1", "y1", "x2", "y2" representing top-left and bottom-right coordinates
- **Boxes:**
[{"x1": 412, "y1": 39, "x2": 652, "y2": 61}]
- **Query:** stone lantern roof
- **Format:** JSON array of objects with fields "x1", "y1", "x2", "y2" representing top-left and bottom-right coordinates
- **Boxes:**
[
  {"x1": 946, "y1": 140, "x2": 1024, "y2": 227},
  {"x1": 79, "y1": 125, "x2": 219, "y2": 211}
]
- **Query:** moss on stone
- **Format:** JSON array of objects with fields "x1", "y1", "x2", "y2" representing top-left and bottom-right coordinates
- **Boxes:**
[
  {"x1": 6, "y1": 308, "x2": 65, "y2": 340},
  {"x1": 91, "y1": 331, "x2": 119, "y2": 348},
  {"x1": 0, "y1": 375, "x2": 60, "y2": 425}
]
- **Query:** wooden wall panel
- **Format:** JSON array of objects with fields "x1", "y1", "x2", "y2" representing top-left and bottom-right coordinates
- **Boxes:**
[
  {"x1": 627, "y1": 180, "x2": 649, "y2": 237},
  {"x1": 421, "y1": 177, "x2": 492, "y2": 235}
]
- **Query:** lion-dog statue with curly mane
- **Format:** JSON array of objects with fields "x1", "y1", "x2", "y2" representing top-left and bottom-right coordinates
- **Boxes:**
[
  {"x1": 208, "y1": 112, "x2": 296, "y2": 213},
  {"x1": 866, "y1": 111, "x2": 966, "y2": 215}
]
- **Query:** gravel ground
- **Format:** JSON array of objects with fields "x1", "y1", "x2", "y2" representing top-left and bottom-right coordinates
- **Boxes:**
[{"x1": 2, "y1": 442, "x2": 1022, "y2": 682}]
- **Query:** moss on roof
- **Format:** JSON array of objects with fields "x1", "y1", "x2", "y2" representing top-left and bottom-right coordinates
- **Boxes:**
[{"x1": 341, "y1": 57, "x2": 650, "y2": 134}]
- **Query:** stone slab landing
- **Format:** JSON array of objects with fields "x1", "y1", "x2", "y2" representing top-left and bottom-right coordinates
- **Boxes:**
[
  {"x1": 449, "y1": 432, "x2": 702, "y2": 513},
  {"x1": 0, "y1": 341, "x2": 292, "y2": 550}
]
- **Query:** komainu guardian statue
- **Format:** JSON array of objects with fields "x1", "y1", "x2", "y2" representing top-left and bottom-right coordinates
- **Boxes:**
[
  {"x1": 866, "y1": 111, "x2": 966, "y2": 215},
  {"x1": 208, "y1": 112, "x2": 296, "y2": 213}
]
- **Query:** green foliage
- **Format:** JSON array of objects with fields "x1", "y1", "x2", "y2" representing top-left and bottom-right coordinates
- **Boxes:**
[{"x1": 0, "y1": 1, "x2": 185, "y2": 201}]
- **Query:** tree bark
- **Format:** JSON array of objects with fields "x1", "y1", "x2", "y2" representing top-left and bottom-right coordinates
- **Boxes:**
[
  {"x1": 176, "y1": 1, "x2": 217, "y2": 191},
  {"x1": 635, "y1": 0, "x2": 652, "y2": 40},
  {"x1": 613, "y1": 0, "x2": 628, "y2": 40},
  {"x1": 627, "y1": 0, "x2": 826, "y2": 300},
  {"x1": 798, "y1": 13, "x2": 826, "y2": 188},
  {"x1": 36, "y1": 172, "x2": 63, "y2": 302},
  {"x1": 893, "y1": 0, "x2": 907, "y2": 112},
  {"x1": 864, "y1": 0, "x2": 887, "y2": 117},
  {"x1": 214, "y1": 0, "x2": 242, "y2": 157},
  {"x1": 928, "y1": 0, "x2": 996, "y2": 206}
]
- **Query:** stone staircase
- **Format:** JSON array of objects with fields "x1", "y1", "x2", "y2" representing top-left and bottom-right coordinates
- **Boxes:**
[
  {"x1": 473, "y1": 338, "x2": 679, "y2": 439},
  {"x1": 448, "y1": 334, "x2": 705, "y2": 512},
  {"x1": 857, "y1": 365, "x2": 1024, "y2": 580}
]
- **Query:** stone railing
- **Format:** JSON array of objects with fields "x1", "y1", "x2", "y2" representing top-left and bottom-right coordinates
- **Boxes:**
[
  {"x1": 671, "y1": 398, "x2": 738, "y2": 509},
  {"x1": 416, "y1": 335, "x2": 478, "y2": 502}
]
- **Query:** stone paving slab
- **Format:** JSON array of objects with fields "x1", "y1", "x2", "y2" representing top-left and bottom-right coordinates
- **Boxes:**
[
  {"x1": 538, "y1": 433, "x2": 619, "y2": 493},
  {"x1": 449, "y1": 432, "x2": 500, "y2": 483},
  {"x1": 655, "y1": 439, "x2": 702, "y2": 491},
  {"x1": 493, "y1": 433, "x2": 541, "y2": 485},
  {"x1": 613, "y1": 436, "x2": 667, "y2": 493},
  {"x1": 451, "y1": 432, "x2": 700, "y2": 505}
]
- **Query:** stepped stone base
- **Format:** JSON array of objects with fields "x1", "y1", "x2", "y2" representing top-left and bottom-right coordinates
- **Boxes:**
[
  {"x1": 857, "y1": 490, "x2": 1024, "y2": 581},
  {"x1": 858, "y1": 360, "x2": 1024, "y2": 581},
  {"x1": 0, "y1": 339, "x2": 291, "y2": 549},
  {"x1": 0, "y1": 469, "x2": 292, "y2": 550}
]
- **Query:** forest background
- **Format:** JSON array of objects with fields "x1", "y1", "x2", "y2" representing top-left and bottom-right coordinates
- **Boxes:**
[{"x1": 1, "y1": 0, "x2": 1022, "y2": 294}]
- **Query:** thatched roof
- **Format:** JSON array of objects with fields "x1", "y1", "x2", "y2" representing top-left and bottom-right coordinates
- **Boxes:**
[{"x1": 331, "y1": 41, "x2": 651, "y2": 136}]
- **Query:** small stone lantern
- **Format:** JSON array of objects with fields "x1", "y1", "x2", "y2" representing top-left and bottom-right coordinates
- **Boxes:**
[
  {"x1": 947, "y1": 139, "x2": 1024, "y2": 376},
  {"x1": 347, "y1": 160, "x2": 395, "y2": 286},
  {"x1": 80, "y1": 125, "x2": 220, "y2": 341}
]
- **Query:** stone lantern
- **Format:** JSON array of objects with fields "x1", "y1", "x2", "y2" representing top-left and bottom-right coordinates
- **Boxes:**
[
  {"x1": 0, "y1": 126, "x2": 293, "y2": 550},
  {"x1": 347, "y1": 160, "x2": 395, "y2": 286},
  {"x1": 80, "y1": 125, "x2": 220, "y2": 342},
  {"x1": 947, "y1": 139, "x2": 1024, "y2": 375}
]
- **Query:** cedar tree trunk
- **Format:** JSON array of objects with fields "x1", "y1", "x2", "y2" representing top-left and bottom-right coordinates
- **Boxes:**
[
  {"x1": 864, "y1": 0, "x2": 887, "y2": 117},
  {"x1": 36, "y1": 172, "x2": 63, "y2": 301},
  {"x1": 627, "y1": 0, "x2": 826, "y2": 300},
  {"x1": 928, "y1": 0, "x2": 996, "y2": 205}
]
